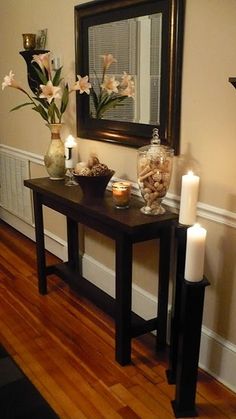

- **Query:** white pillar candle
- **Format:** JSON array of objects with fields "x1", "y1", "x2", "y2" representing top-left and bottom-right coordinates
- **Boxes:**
[
  {"x1": 179, "y1": 171, "x2": 200, "y2": 225},
  {"x1": 184, "y1": 223, "x2": 207, "y2": 282},
  {"x1": 65, "y1": 135, "x2": 76, "y2": 169}
]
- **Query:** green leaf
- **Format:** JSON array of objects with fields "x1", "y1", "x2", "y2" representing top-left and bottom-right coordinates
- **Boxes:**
[
  {"x1": 60, "y1": 84, "x2": 69, "y2": 114},
  {"x1": 48, "y1": 102, "x2": 55, "y2": 123},
  {"x1": 10, "y1": 102, "x2": 33, "y2": 111},
  {"x1": 52, "y1": 67, "x2": 63, "y2": 86},
  {"x1": 90, "y1": 88, "x2": 99, "y2": 110},
  {"x1": 96, "y1": 95, "x2": 127, "y2": 119},
  {"x1": 47, "y1": 102, "x2": 61, "y2": 123},
  {"x1": 54, "y1": 103, "x2": 61, "y2": 120},
  {"x1": 32, "y1": 105, "x2": 48, "y2": 121},
  {"x1": 32, "y1": 65, "x2": 48, "y2": 85},
  {"x1": 34, "y1": 97, "x2": 50, "y2": 109}
]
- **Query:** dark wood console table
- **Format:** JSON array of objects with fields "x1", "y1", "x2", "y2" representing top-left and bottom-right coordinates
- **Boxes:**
[{"x1": 24, "y1": 177, "x2": 178, "y2": 365}]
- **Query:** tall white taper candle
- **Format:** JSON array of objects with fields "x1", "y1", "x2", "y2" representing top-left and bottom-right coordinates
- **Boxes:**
[
  {"x1": 179, "y1": 171, "x2": 200, "y2": 225},
  {"x1": 65, "y1": 135, "x2": 76, "y2": 169},
  {"x1": 184, "y1": 223, "x2": 207, "y2": 282}
]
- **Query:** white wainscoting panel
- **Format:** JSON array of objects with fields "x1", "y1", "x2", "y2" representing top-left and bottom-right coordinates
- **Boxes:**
[{"x1": 0, "y1": 150, "x2": 33, "y2": 224}]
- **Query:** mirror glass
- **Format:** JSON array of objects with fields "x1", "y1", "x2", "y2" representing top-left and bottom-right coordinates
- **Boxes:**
[
  {"x1": 75, "y1": 0, "x2": 185, "y2": 154},
  {"x1": 88, "y1": 13, "x2": 162, "y2": 125}
]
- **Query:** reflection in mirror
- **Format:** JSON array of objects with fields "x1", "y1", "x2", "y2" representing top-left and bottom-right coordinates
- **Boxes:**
[
  {"x1": 88, "y1": 13, "x2": 162, "y2": 125},
  {"x1": 75, "y1": 0, "x2": 185, "y2": 154}
]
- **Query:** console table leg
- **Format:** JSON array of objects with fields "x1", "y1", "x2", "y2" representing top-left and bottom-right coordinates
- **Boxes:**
[
  {"x1": 157, "y1": 225, "x2": 173, "y2": 349},
  {"x1": 67, "y1": 217, "x2": 80, "y2": 272},
  {"x1": 171, "y1": 277, "x2": 210, "y2": 418},
  {"x1": 115, "y1": 235, "x2": 132, "y2": 365},
  {"x1": 33, "y1": 192, "x2": 47, "y2": 295}
]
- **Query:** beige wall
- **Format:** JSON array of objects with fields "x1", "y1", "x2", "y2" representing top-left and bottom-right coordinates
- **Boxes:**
[{"x1": 0, "y1": 0, "x2": 235, "y2": 347}]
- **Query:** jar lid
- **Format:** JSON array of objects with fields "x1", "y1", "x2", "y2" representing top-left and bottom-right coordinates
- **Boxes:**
[{"x1": 138, "y1": 128, "x2": 174, "y2": 157}]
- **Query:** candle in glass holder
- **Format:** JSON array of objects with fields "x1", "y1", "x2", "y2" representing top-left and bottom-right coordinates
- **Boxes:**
[
  {"x1": 22, "y1": 33, "x2": 36, "y2": 50},
  {"x1": 112, "y1": 181, "x2": 131, "y2": 209}
]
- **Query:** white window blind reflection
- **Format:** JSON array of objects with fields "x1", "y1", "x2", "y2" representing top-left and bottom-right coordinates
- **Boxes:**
[
  {"x1": 150, "y1": 13, "x2": 162, "y2": 125},
  {"x1": 89, "y1": 19, "x2": 137, "y2": 122},
  {"x1": 88, "y1": 13, "x2": 162, "y2": 124}
]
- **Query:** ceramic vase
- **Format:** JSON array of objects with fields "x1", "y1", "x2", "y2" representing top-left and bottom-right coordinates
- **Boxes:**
[{"x1": 44, "y1": 123, "x2": 65, "y2": 180}]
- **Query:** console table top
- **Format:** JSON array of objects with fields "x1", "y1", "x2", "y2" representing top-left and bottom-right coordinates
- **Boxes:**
[{"x1": 24, "y1": 177, "x2": 178, "y2": 235}]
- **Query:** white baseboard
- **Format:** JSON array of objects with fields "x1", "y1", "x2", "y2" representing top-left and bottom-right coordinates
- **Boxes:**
[
  {"x1": 82, "y1": 253, "x2": 159, "y2": 319},
  {"x1": 200, "y1": 327, "x2": 236, "y2": 393},
  {"x1": 0, "y1": 209, "x2": 236, "y2": 393},
  {"x1": 0, "y1": 208, "x2": 67, "y2": 261},
  {"x1": 0, "y1": 208, "x2": 36, "y2": 242}
]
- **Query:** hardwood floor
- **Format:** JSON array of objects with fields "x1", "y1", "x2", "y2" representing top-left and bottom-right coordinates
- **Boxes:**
[{"x1": 0, "y1": 219, "x2": 236, "y2": 418}]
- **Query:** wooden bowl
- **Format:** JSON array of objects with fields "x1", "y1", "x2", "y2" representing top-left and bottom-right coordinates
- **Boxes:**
[{"x1": 73, "y1": 170, "x2": 115, "y2": 199}]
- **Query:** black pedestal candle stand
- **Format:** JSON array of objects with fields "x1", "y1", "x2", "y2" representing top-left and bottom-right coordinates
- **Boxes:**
[
  {"x1": 166, "y1": 225, "x2": 187, "y2": 385},
  {"x1": 166, "y1": 225, "x2": 210, "y2": 418}
]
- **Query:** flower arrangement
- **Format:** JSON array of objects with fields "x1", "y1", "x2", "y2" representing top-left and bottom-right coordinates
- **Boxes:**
[
  {"x1": 1, "y1": 52, "x2": 91, "y2": 124},
  {"x1": 2, "y1": 52, "x2": 134, "y2": 122},
  {"x1": 90, "y1": 53, "x2": 135, "y2": 119}
]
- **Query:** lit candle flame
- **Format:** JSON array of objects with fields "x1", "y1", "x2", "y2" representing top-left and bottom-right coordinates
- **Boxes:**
[{"x1": 65, "y1": 135, "x2": 76, "y2": 148}]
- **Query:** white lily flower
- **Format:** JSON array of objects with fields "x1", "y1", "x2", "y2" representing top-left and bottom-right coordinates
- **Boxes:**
[
  {"x1": 2, "y1": 70, "x2": 15, "y2": 90},
  {"x1": 39, "y1": 80, "x2": 61, "y2": 104},
  {"x1": 72, "y1": 75, "x2": 91, "y2": 94},
  {"x1": 101, "y1": 76, "x2": 119, "y2": 95}
]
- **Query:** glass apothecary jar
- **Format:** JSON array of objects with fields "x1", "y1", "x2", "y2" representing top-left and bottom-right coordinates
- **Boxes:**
[{"x1": 137, "y1": 128, "x2": 174, "y2": 215}]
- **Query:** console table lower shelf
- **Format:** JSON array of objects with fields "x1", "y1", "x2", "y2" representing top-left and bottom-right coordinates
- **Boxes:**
[{"x1": 48, "y1": 261, "x2": 159, "y2": 338}]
